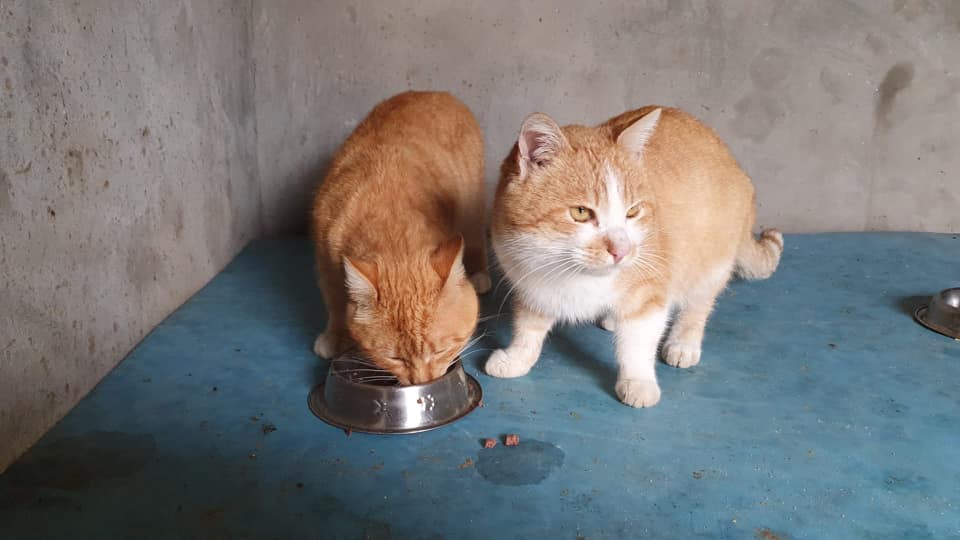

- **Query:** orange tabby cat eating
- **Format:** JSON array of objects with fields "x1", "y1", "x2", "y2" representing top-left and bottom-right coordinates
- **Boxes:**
[
  {"x1": 311, "y1": 91, "x2": 490, "y2": 385},
  {"x1": 486, "y1": 106, "x2": 783, "y2": 407}
]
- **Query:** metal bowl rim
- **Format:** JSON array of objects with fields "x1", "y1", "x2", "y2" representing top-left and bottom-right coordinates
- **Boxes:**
[
  {"x1": 307, "y1": 373, "x2": 483, "y2": 434},
  {"x1": 914, "y1": 305, "x2": 960, "y2": 340}
]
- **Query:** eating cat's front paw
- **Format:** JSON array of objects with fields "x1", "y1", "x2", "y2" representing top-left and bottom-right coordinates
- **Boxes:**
[
  {"x1": 662, "y1": 340, "x2": 701, "y2": 368},
  {"x1": 469, "y1": 272, "x2": 492, "y2": 294},
  {"x1": 615, "y1": 379, "x2": 661, "y2": 408},
  {"x1": 598, "y1": 315, "x2": 617, "y2": 332},
  {"x1": 485, "y1": 349, "x2": 533, "y2": 378},
  {"x1": 313, "y1": 332, "x2": 339, "y2": 359}
]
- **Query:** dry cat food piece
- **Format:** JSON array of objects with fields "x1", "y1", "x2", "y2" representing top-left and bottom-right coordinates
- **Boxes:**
[
  {"x1": 482, "y1": 438, "x2": 497, "y2": 449},
  {"x1": 505, "y1": 434, "x2": 519, "y2": 446}
]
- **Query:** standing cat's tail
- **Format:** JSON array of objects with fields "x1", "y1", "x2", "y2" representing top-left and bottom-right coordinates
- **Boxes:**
[{"x1": 735, "y1": 229, "x2": 783, "y2": 280}]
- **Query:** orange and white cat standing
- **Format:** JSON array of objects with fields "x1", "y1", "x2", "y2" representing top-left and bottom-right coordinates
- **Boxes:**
[
  {"x1": 311, "y1": 91, "x2": 490, "y2": 385},
  {"x1": 486, "y1": 106, "x2": 783, "y2": 407}
]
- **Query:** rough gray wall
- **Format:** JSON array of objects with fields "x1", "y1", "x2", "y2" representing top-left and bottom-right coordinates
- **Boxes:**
[
  {"x1": 254, "y1": 0, "x2": 960, "y2": 234},
  {"x1": 0, "y1": 1, "x2": 260, "y2": 470}
]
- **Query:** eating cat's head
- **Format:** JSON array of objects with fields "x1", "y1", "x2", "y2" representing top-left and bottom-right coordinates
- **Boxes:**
[
  {"x1": 342, "y1": 235, "x2": 478, "y2": 385},
  {"x1": 493, "y1": 109, "x2": 662, "y2": 275}
]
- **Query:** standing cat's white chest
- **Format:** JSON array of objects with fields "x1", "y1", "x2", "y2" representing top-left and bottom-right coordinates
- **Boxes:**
[{"x1": 515, "y1": 270, "x2": 618, "y2": 323}]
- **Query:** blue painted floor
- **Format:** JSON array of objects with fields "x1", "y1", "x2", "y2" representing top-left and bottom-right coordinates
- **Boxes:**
[{"x1": 1, "y1": 233, "x2": 959, "y2": 539}]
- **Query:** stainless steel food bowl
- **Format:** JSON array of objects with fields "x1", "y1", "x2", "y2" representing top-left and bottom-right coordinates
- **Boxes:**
[
  {"x1": 914, "y1": 288, "x2": 960, "y2": 340},
  {"x1": 307, "y1": 354, "x2": 482, "y2": 434}
]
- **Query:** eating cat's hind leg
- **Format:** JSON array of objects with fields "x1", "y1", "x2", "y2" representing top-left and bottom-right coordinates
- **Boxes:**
[
  {"x1": 313, "y1": 271, "x2": 348, "y2": 359},
  {"x1": 469, "y1": 272, "x2": 492, "y2": 295},
  {"x1": 598, "y1": 314, "x2": 617, "y2": 332},
  {"x1": 313, "y1": 308, "x2": 346, "y2": 359},
  {"x1": 313, "y1": 328, "x2": 343, "y2": 359},
  {"x1": 662, "y1": 265, "x2": 733, "y2": 368},
  {"x1": 485, "y1": 303, "x2": 554, "y2": 378}
]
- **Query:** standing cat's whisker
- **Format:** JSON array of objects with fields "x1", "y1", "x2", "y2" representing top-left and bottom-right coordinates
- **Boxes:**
[
  {"x1": 495, "y1": 256, "x2": 574, "y2": 320},
  {"x1": 457, "y1": 348, "x2": 496, "y2": 360},
  {"x1": 461, "y1": 332, "x2": 488, "y2": 350},
  {"x1": 491, "y1": 245, "x2": 570, "y2": 298},
  {"x1": 630, "y1": 250, "x2": 668, "y2": 282},
  {"x1": 494, "y1": 256, "x2": 580, "y2": 323},
  {"x1": 515, "y1": 260, "x2": 578, "y2": 309},
  {"x1": 457, "y1": 331, "x2": 492, "y2": 359}
]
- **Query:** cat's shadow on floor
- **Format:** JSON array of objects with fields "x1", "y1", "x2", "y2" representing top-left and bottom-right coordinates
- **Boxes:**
[
  {"x1": 473, "y1": 308, "x2": 619, "y2": 401},
  {"x1": 549, "y1": 329, "x2": 619, "y2": 400},
  {"x1": 474, "y1": 275, "x2": 623, "y2": 399}
]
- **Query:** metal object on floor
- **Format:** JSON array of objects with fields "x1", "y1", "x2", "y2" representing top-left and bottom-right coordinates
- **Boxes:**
[
  {"x1": 308, "y1": 354, "x2": 482, "y2": 434},
  {"x1": 914, "y1": 287, "x2": 960, "y2": 340}
]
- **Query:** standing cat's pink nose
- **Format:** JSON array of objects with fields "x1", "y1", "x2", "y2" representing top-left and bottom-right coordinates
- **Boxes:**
[{"x1": 606, "y1": 230, "x2": 631, "y2": 264}]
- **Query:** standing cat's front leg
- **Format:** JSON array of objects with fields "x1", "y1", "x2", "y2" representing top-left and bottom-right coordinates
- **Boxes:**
[
  {"x1": 614, "y1": 301, "x2": 669, "y2": 408},
  {"x1": 485, "y1": 302, "x2": 555, "y2": 378}
]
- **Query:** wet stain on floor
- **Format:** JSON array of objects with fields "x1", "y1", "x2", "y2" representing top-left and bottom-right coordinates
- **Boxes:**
[{"x1": 476, "y1": 439, "x2": 564, "y2": 486}]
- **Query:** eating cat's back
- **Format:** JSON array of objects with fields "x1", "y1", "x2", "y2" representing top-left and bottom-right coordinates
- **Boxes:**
[
  {"x1": 312, "y1": 91, "x2": 484, "y2": 257},
  {"x1": 309, "y1": 91, "x2": 488, "y2": 384}
]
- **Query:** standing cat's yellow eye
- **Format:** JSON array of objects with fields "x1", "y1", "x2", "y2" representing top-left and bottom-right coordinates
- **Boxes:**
[
  {"x1": 570, "y1": 206, "x2": 594, "y2": 222},
  {"x1": 626, "y1": 204, "x2": 642, "y2": 218}
]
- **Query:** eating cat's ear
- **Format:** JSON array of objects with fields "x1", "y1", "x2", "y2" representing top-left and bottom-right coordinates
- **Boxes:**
[
  {"x1": 344, "y1": 256, "x2": 379, "y2": 305},
  {"x1": 430, "y1": 234, "x2": 465, "y2": 284},
  {"x1": 617, "y1": 108, "x2": 662, "y2": 160},
  {"x1": 517, "y1": 113, "x2": 568, "y2": 178}
]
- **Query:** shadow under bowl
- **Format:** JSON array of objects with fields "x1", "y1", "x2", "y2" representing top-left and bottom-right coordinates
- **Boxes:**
[{"x1": 914, "y1": 287, "x2": 960, "y2": 340}]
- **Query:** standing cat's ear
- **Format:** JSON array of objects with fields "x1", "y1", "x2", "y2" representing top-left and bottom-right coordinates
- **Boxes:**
[
  {"x1": 517, "y1": 113, "x2": 568, "y2": 178},
  {"x1": 344, "y1": 256, "x2": 379, "y2": 306},
  {"x1": 617, "y1": 108, "x2": 662, "y2": 159},
  {"x1": 430, "y1": 234, "x2": 465, "y2": 285}
]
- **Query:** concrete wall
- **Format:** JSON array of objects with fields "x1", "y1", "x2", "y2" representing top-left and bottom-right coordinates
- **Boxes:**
[
  {"x1": 0, "y1": 1, "x2": 260, "y2": 470},
  {"x1": 3, "y1": 0, "x2": 959, "y2": 471},
  {"x1": 254, "y1": 0, "x2": 960, "y2": 234}
]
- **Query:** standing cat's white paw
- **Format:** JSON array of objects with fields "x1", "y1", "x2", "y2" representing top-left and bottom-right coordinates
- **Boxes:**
[
  {"x1": 615, "y1": 379, "x2": 661, "y2": 408},
  {"x1": 662, "y1": 340, "x2": 701, "y2": 368},
  {"x1": 485, "y1": 349, "x2": 533, "y2": 378},
  {"x1": 313, "y1": 332, "x2": 338, "y2": 359},
  {"x1": 598, "y1": 315, "x2": 617, "y2": 332},
  {"x1": 469, "y1": 272, "x2": 492, "y2": 294}
]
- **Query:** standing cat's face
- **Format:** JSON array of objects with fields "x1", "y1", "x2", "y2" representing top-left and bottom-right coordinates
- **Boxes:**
[
  {"x1": 494, "y1": 110, "x2": 662, "y2": 276},
  {"x1": 342, "y1": 236, "x2": 479, "y2": 385}
]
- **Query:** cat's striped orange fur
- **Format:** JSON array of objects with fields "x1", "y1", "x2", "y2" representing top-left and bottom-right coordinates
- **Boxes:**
[{"x1": 311, "y1": 91, "x2": 490, "y2": 385}]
